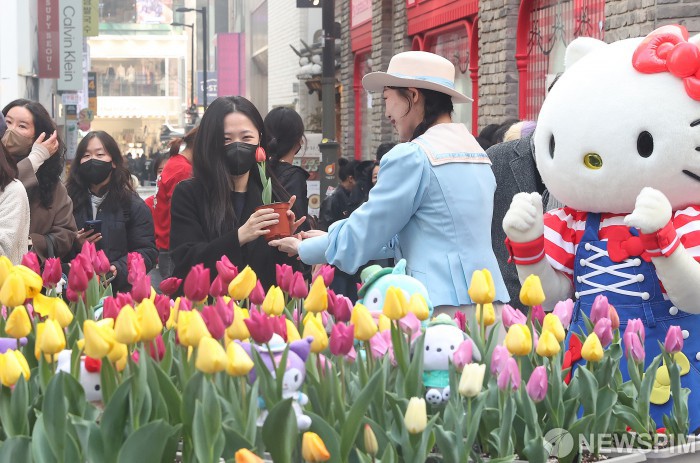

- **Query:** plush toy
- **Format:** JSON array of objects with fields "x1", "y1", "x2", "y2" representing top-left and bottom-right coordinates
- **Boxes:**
[
  {"x1": 422, "y1": 314, "x2": 479, "y2": 405},
  {"x1": 56, "y1": 350, "x2": 103, "y2": 403},
  {"x1": 357, "y1": 259, "x2": 433, "y2": 319},
  {"x1": 238, "y1": 335, "x2": 313, "y2": 431},
  {"x1": 503, "y1": 25, "x2": 700, "y2": 430},
  {"x1": 0, "y1": 338, "x2": 26, "y2": 353}
]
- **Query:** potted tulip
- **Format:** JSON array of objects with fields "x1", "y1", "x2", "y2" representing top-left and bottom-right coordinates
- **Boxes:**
[{"x1": 253, "y1": 147, "x2": 291, "y2": 241}]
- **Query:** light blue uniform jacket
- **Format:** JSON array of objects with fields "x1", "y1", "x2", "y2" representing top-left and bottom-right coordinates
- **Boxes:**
[{"x1": 299, "y1": 123, "x2": 509, "y2": 307}]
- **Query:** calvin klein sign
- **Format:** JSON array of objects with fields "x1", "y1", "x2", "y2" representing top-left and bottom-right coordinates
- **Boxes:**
[{"x1": 57, "y1": 0, "x2": 83, "y2": 91}]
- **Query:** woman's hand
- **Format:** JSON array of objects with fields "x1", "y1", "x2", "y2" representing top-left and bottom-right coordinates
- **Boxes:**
[
  {"x1": 285, "y1": 195, "x2": 306, "y2": 235},
  {"x1": 268, "y1": 236, "x2": 302, "y2": 257},
  {"x1": 75, "y1": 228, "x2": 102, "y2": 247},
  {"x1": 35, "y1": 131, "x2": 59, "y2": 156},
  {"x1": 238, "y1": 208, "x2": 279, "y2": 245},
  {"x1": 300, "y1": 230, "x2": 327, "y2": 239}
]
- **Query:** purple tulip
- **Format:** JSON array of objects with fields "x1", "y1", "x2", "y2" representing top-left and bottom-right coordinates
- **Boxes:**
[
  {"x1": 452, "y1": 339, "x2": 473, "y2": 370},
  {"x1": 491, "y1": 345, "x2": 510, "y2": 375},
  {"x1": 623, "y1": 331, "x2": 645, "y2": 363},
  {"x1": 497, "y1": 357, "x2": 521, "y2": 391},
  {"x1": 664, "y1": 326, "x2": 684, "y2": 354},
  {"x1": 590, "y1": 295, "x2": 610, "y2": 325},
  {"x1": 594, "y1": 318, "x2": 613, "y2": 347},
  {"x1": 202, "y1": 304, "x2": 225, "y2": 340},
  {"x1": 21, "y1": 252, "x2": 41, "y2": 275},
  {"x1": 531, "y1": 304, "x2": 546, "y2": 325},
  {"x1": 289, "y1": 271, "x2": 309, "y2": 299},
  {"x1": 329, "y1": 323, "x2": 354, "y2": 356},
  {"x1": 216, "y1": 256, "x2": 239, "y2": 285},
  {"x1": 526, "y1": 366, "x2": 548, "y2": 402},
  {"x1": 552, "y1": 299, "x2": 574, "y2": 329},
  {"x1": 184, "y1": 264, "x2": 210, "y2": 302},
  {"x1": 502, "y1": 304, "x2": 527, "y2": 329}
]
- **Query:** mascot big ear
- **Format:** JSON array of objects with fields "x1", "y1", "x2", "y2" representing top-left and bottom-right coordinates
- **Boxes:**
[
  {"x1": 565, "y1": 37, "x2": 607, "y2": 70},
  {"x1": 289, "y1": 337, "x2": 313, "y2": 362}
]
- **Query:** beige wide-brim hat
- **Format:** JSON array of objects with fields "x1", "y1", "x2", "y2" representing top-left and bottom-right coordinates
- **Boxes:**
[{"x1": 362, "y1": 51, "x2": 472, "y2": 103}]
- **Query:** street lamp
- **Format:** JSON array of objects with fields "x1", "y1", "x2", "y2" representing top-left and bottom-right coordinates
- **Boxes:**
[
  {"x1": 176, "y1": 7, "x2": 209, "y2": 110},
  {"x1": 170, "y1": 22, "x2": 195, "y2": 111}
]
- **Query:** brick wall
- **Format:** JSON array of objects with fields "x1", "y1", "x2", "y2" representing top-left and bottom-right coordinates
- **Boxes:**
[
  {"x1": 369, "y1": 0, "x2": 396, "y2": 158},
  {"x1": 606, "y1": 0, "x2": 700, "y2": 42},
  {"x1": 338, "y1": 0, "x2": 353, "y2": 159}
]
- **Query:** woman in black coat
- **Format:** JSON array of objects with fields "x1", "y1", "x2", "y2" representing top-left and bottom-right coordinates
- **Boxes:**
[
  {"x1": 66, "y1": 131, "x2": 157, "y2": 292},
  {"x1": 169, "y1": 96, "x2": 303, "y2": 289}
]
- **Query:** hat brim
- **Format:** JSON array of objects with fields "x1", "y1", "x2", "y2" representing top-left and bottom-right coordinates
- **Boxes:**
[
  {"x1": 357, "y1": 267, "x2": 394, "y2": 298},
  {"x1": 362, "y1": 72, "x2": 472, "y2": 104}
]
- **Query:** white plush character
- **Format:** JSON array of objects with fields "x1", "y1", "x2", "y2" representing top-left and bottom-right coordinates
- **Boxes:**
[
  {"x1": 56, "y1": 350, "x2": 103, "y2": 403},
  {"x1": 503, "y1": 25, "x2": 700, "y2": 430},
  {"x1": 422, "y1": 314, "x2": 479, "y2": 405}
]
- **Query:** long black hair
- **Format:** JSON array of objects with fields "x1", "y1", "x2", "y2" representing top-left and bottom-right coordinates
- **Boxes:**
[
  {"x1": 193, "y1": 96, "x2": 288, "y2": 236},
  {"x1": 387, "y1": 87, "x2": 454, "y2": 140},
  {"x1": 66, "y1": 131, "x2": 135, "y2": 214},
  {"x1": 2, "y1": 99, "x2": 66, "y2": 208},
  {"x1": 264, "y1": 107, "x2": 305, "y2": 167}
]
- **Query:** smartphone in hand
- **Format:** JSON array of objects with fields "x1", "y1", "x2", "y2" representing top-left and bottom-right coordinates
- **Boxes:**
[{"x1": 84, "y1": 219, "x2": 102, "y2": 234}]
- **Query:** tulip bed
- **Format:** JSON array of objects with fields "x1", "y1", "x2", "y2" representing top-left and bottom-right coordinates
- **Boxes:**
[{"x1": 0, "y1": 244, "x2": 691, "y2": 463}]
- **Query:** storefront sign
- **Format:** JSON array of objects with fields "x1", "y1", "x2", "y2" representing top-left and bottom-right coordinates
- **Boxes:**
[
  {"x1": 87, "y1": 72, "x2": 97, "y2": 114},
  {"x1": 351, "y1": 0, "x2": 372, "y2": 27},
  {"x1": 58, "y1": 0, "x2": 84, "y2": 91},
  {"x1": 217, "y1": 33, "x2": 245, "y2": 97},
  {"x1": 83, "y1": 0, "x2": 98, "y2": 37},
  {"x1": 197, "y1": 72, "x2": 218, "y2": 106},
  {"x1": 38, "y1": 0, "x2": 60, "y2": 78}
]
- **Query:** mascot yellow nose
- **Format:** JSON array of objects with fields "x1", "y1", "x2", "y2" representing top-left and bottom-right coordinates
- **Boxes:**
[{"x1": 583, "y1": 153, "x2": 603, "y2": 170}]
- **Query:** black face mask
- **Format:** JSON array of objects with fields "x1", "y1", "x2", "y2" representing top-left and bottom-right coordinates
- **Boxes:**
[
  {"x1": 79, "y1": 159, "x2": 113, "y2": 185},
  {"x1": 224, "y1": 142, "x2": 257, "y2": 176}
]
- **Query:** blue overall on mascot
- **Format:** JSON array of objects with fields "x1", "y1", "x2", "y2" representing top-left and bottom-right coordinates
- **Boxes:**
[{"x1": 503, "y1": 25, "x2": 700, "y2": 432}]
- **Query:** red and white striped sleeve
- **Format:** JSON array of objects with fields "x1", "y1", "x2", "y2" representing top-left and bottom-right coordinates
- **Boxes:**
[
  {"x1": 543, "y1": 207, "x2": 583, "y2": 279},
  {"x1": 673, "y1": 206, "x2": 700, "y2": 263}
]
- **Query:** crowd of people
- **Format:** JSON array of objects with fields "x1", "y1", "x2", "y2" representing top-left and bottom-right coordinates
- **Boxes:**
[{"x1": 0, "y1": 50, "x2": 551, "y2": 315}]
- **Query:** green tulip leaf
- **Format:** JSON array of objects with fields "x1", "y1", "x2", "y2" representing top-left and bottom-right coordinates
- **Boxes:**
[
  {"x1": 0, "y1": 436, "x2": 33, "y2": 462},
  {"x1": 340, "y1": 366, "x2": 385, "y2": 460},
  {"x1": 153, "y1": 358, "x2": 183, "y2": 424},
  {"x1": 193, "y1": 379, "x2": 225, "y2": 463},
  {"x1": 30, "y1": 416, "x2": 58, "y2": 463},
  {"x1": 96, "y1": 378, "x2": 132, "y2": 463},
  {"x1": 117, "y1": 420, "x2": 180, "y2": 463},
  {"x1": 261, "y1": 398, "x2": 298, "y2": 463}
]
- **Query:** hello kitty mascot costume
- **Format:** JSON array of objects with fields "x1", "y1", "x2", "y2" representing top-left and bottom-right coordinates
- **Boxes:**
[{"x1": 503, "y1": 25, "x2": 700, "y2": 431}]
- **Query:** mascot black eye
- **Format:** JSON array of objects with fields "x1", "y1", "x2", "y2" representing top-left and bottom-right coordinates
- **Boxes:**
[
  {"x1": 425, "y1": 345, "x2": 430, "y2": 351},
  {"x1": 637, "y1": 131, "x2": 654, "y2": 158},
  {"x1": 95, "y1": 384, "x2": 101, "y2": 391},
  {"x1": 549, "y1": 134, "x2": 555, "y2": 159}
]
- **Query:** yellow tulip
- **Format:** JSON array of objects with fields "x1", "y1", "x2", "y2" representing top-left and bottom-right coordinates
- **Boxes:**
[
  {"x1": 351, "y1": 303, "x2": 378, "y2": 341},
  {"x1": 135, "y1": 299, "x2": 163, "y2": 342},
  {"x1": 114, "y1": 305, "x2": 141, "y2": 345},
  {"x1": 6, "y1": 306, "x2": 31, "y2": 339},
  {"x1": 38, "y1": 319, "x2": 65, "y2": 356},
  {"x1": 83, "y1": 320, "x2": 115, "y2": 359},
  {"x1": 476, "y1": 303, "x2": 496, "y2": 326},
  {"x1": 0, "y1": 351, "x2": 23, "y2": 387},
  {"x1": 0, "y1": 272, "x2": 26, "y2": 308},
  {"x1": 382, "y1": 286, "x2": 408, "y2": 320},
  {"x1": 0, "y1": 256, "x2": 13, "y2": 287},
  {"x1": 166, "y1": 298, "x2": 181, "y2": 329},
  {"x1": 226, "y1": 306, "x2": 250, "y2": 341},
  {"x1": 404, "y1": 397, "x2": 428, "y2": 434},
  {"x1": 107, "y1": 341, "x2": 128, "y2": 364},
  {"x1": 378, "y1": 314, "x2": 391, "y2": 332},
  {"x1": 285, "y1": 319, "x2": 301, "y2": 342},
  {"x1": 304, "y1": 277, "x2": 328, "y2": 313},
  {"x1": 520, "y1": 274, "x2": 546, "y2": 307},
  {"x1": 228, "y1": 266, "x2": 257, "y2": 300},
  {"x1": 468, "y1": 269, "x2": 496, "y2": 304},
  {"x1": 536, "y1": 330, "x2": 561, "y2": 357},
  {"x1": 177, "y1": 310, "x2": 210, "y2": 347},
  {"x1": 581, "y1": 333, "x2": 604, "y2": 362},
  {"x1": 542, "y1": 313, "x2": 565, "y2": 343},
  {"x1": 13, "y1": 265, "x2": 43, "y2": 298},
  {"x1": 408, "y1": 293, "x2": 430, "y2": 321},
  {"x1": 51, "y1": 298, "x2": 74, "y2": 328},
  {"x1": 505, "y1": 323, "x2": 532, "y2": 356},
  {"x1": 226, "y1": 341, "x2": 254, "y2": 376},
  {"x1": 458, "y1": 362, "x2": 486, "y2": 398},
  {"x1": 196, "y1": 336, "x2": 228, "y2": 374},
  {"x1": 11, "y1": 350, "x2": 30, "y2": 382},
  {"x1": 303, "y1": 314, "x2": 329, "y2": 354},
  {"x1": 261, "y1": 285, "x2": 285, "y2": 316},
  {"x1": 234, "y1": 448, "x2": 264, "y2": 463},
  {"x1": 301, "y1": 432, "x2": 331, "y2": 462}
]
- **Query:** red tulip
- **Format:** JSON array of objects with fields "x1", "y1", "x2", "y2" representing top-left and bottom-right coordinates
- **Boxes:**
[
  {"x1": 154, "y1": 294, "x2": 172, "y2": 325},
  {"x1": 202, "y1": 305, "x2": 225, "y2": 340},
  {"x1": 453, "y1": 311, "x2": 466, "y2": 332},
  {"x1": 65, "y1": 286, "x2": 85, "y2": 303},
  {"x1": 184, "y1": 264, "x2": 210, "y2": 302},
  {"x1": 329, "y1": 323, "x2": 354, "y2": 356},
  {"x1": 159, "y1": 277, "x2": 183, "y2": 297},
  {"x1": 249, "y1": 280, "x2": 266, "y2": 306},
  {"x1": 214, "y1": 296, "x2": 233, "y2": 326},
  {"x1": 178, "y1": 297, "x2": 193, "y2": 312},
  {"x1": 131, "y1": 274, "x2": 152, "y2": 303},
  {"x1": 68, "y1": 256, "x2": 89, "y2": 293},
  {"x1": 664, "y1": 325, "x2": 684, "y2": 354},
  {"x1": 276, "y1": 264, "x2": 293, "y2": 293},
  {"x1": 127, "y1": 252, "x2": 146, "y2": 285},
  {"x1": 93, "y1": 250, "x2": 111, "y2": 276},
  {"x1": 42, "y1": 257, "x2": 63, "y2": 288},
  {"x1": 332, "y1": 295, "x2": 353, "y2": 323},
  {"x1": 21, "y1": 252, "x2": 40, "y2": 275},
  {"x1": 116, "y1": 293, "x2": 135, "y2": 310},
  {"x1": 102, "y1": 296, "x2": 121, "y2": 320},
  {"x1": 289, "y1": 271, "x2": 308, "y2": 299},
  {"x1": 313, "y1": 265, "x2": 335, "y2": 287},
  {"x1": 255, "y1": 146, "x2": 267, "y2": 162},
  {"x1": 244, "y1": 309, "x2": 274, "y2": 344},
  {"x1": 272, "y1": 315, "x2": 287, "y2": 341},
  {"x1": 80, "y1": 241, "x2": 97, "y2": 266},
  {"x1": 216, "y1": 256, "x2": 239, "y2": 285},
  {"x1": 209, "y1": 275, "x2": 227, "y2": 298},
  {"x1": 77, "y1": 253, "x2": 95, "y2": 279}
]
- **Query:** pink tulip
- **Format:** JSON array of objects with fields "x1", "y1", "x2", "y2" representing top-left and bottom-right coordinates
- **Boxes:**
[
  {"x1": 103, "y1": 296, "x2": 121, "y2": 320},
  {"x1": 154, "y1": 294, "x2": 171, "y2": 325},
  {"x1": 491, "y1": 345, "x2": 510, "y2": 375},
  {"x1": 148, "y1": 334, "x2": 166, "y2": 361},
  {"x1": 624, "y1": 318, "x2": 646, "y2": 343},
  {"x1": 216, "y1": 256, "x2": 239, "y2": 285},
  {"x1": 42, "y1": 257, "x2": 63, "y2": 288},
  {"x1": 346, "y1": 346, "x2": 357, "y2": 362},
  {"x1": 289, "y1": 272, "x2": 308, "y2": 299},
  {"x1": 594, "y1": 318, "x2": 613, "y2": 347},
  {"x1": 249, "y1": 280, "x2": 266, "y2": 306},
  {"x1": 326, "y1": 289, "x2": 338, "y2": 315},
  {"x1": 664, "y1": 326, "x2": 684, "y2": 354},
  {"x1": 184, "y1": 264, "x2": 210, "y2": 302},
  {"x1": 209, "y1": 275, "x2": 228, "y2": 298},
  {"x1": 452, "y1": 339, "x2": 473, "y2": 370},
  {"x1": 329, "y1": 323, "x2": 354, "y2": 356},
  {"x1": 531, "y1": 304, "x2": 546, "y2": 325},
  {"x1": 369, "y1": 330, "x2": 391, "y2": 359},
  {"x1": 552, "y1": 299, "x2": 574, "y2": 329},
  {"x1": 93, "y1": 250, "x2": 111, "y2": 275},
  {"x1": 131, "y1": 274, "x2": 152, "y2": 303},
  {"x1": 159, "y1": 277, "x2": 182, "y2": 297},
  {"x1": 526, "y1": 366, "x2": 548, "y2": 402},
  {"x1": 68, "y1": 256, "x2": 89, "y2": 293},
  {"x1": 178, "y1": 297, "x2": 193, "y2": 312},
  {"x1": 244, "y1": 309, "x2": 274, "y2": 344},
  {"x1": 116, "y1": 293, "x2": 135, "y2": 310},
  {"x1": 502, "y1": 304, "x2": 527, "y2": 329},
  {"x1": 127, "y1": 252, "x2": 146, "y2": 285},
  {"x1": 81, "y1": 241, "x2": 97, "y2": 266},
  {"x1": 623, "y1": 331, "x2": 645, "y2": 363},
  {"x1": 453, "y1": 311, "x2": 466, "y2": 332},
  {"x1": 202, "y1": 305, "x2": 225, "y2": 340},
  {"x1": 399, "y1": 312, "x2": 421, "y2": 338},
  {"x1": 276, "y1": 264, "x2": 293, "y2": 293},
  {"x1": 272, "y1": 315, "x2": 287, "y2": 341},
  {"x1": 21, "y1": 252, "x2": 41, "y2": 275},
  {"x1": 313, "y1": 265, "x2": 335, "y2": 287},
  {"x1": 497, "y1": 357, "x2": 521, "y2": 391},
  {"x1": 590, "y1": 295, "x2": 610, "y2": 325},
  {"x1": 332, "y1": 295, "x2": 353, "y2": 323},
  {"x1": 214, "y1": 296, "x2": 234, "y2": 326}
]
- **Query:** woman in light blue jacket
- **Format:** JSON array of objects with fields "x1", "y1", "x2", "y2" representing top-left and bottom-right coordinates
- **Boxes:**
[{"x1": 270, "y1": 51, "x2": 508, "y2": 314}]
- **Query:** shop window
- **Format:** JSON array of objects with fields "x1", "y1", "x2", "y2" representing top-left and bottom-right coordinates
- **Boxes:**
[{"x1": 93, "y1": 58, "x2": 180, "y2": 97}]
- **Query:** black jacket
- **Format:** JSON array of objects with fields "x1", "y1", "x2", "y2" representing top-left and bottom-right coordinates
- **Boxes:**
[
  {"x1": 271, "y1": 161, "x2": 310, "y2": 231},
  {"x1": 318, "y1": 185, "x2": 365, "y2": 232},
  {"x1": 70, "y1": 191, "x2": 157, "y2": 292},
  {"x1": 169, "y1": 177, "x2": 299, "y2": 290}
]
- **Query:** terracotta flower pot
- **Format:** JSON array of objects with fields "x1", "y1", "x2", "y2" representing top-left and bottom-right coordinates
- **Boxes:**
[{"x1": 255, "y1": 202, "x2": 291, "y2": 241}]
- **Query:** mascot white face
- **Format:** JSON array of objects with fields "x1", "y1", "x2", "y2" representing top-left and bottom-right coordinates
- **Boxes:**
[
  {"x1": 423, "y1": 323, "x2": 466, "y2": 371},
  {"x1": 534, "y1": 27, "x2": 700, "y2": 214}
]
